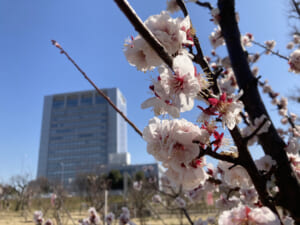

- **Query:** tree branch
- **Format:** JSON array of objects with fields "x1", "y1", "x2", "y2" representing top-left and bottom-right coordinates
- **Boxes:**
[
  {"x1": 218, "y1": 0, "x2": 300, "y2": 221},
  {"x1": 51, "y1": 40, "x2": 143, "y2": 137},
  {"x1": 176, "y1": 0, "x2": 188, "y2": 17},
  {"x1": 194, "y1": 1, "x2": 213, "y2": 10},
  {"x1": 251, "y1": 40, "x2": 289, "y2": 61},
  {"x1": 193, "y1": 36, "x2": 220, "y2": 95}
]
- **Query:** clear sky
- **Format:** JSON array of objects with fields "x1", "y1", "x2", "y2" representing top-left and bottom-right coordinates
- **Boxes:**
[{"x1": 0, "y1": 0, "x2": 298, "y2": 183}]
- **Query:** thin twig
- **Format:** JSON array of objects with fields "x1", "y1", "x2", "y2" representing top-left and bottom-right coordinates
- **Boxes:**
[
  {"x1": 258, "y1": 80, "x2": 300, "y2": 133},
  {"x1": 114, "y1": 0, "x2": 173, "y2": 69},
  {"x1": 181, "y1": 207, "x2": 194, "y2": 225},
  {"x1": 251, "y1": 40, "x2": 289, "y2": 61},
  {"x1": 51, "y1": 40, "x2": 143, "y2": 137},
  {"x1": 292, "y1": 0, "x2": 300, "y2": 18},
  {"x1": 195, "y1": 143, "x2": 238, "y2": 164},
  {"x1": 194, "y1": 0, "x2": 213, "y2": 10}
]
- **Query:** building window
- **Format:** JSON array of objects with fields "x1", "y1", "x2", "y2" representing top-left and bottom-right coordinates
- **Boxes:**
[
  {"x1": 95, "y1": 94, "x2": 106, "y2": 104},
  {"x1": 81, "y1": 94, "x2": 93, "y2": 105},
  {"x1": 53, "y1": 97, "x2": 64, "y2": 109},
  {"x1": 67, "y1": 95, "x2": 78, "y2": 107}
]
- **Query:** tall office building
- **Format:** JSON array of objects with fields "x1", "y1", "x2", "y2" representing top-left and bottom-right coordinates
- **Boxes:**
[{"x1": 37, "y1": 88, "x2": 130, "y2": 185}]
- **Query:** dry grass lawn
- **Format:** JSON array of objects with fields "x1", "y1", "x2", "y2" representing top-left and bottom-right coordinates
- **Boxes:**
[{"x1": 0, "y1": 210, "x2": 213, "y2": 225}]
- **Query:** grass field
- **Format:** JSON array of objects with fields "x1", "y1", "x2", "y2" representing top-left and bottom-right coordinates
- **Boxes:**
[{"x1": 0, "y1": 210, "x2": 215, "y2": 225}]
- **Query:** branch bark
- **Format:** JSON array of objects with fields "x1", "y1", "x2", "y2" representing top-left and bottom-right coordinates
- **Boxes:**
[
  {"x1": 51, "y1": 40, "x2": 143, "y2": 137},
  {"x1": 218, "y1": 0, "x2": 300, "y2": 222}
]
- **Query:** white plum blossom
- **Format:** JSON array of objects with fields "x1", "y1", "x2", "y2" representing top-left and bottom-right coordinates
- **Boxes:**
[
  {"x1": 186, "y1": 185, "x2": 205, "y2": 202},
  {"x1": 33, "y1": 211, "x2": 44, "y2": 225},
  {"x1": 152, "y1": 194, "x2": 162, "y2": 203},
  {"x1": 279, "y1": 97, "x2": 288, "y2": 108},
  {"x1": 175, "y1": 196, "x2": 186, "y2": 208},
  {"x1": 248, "y1": 53, "x2": 260, "y2": 63},
  {"x1": 288, "y1": 49, "x2": 300, "y2": 74},
  {"x1": 211, "y1": 8, "x2": 220, "y2": 24},
  {"x1": 209, "y1": 27, "x2": 224, "y2": 49},
  {"x1": 105, "y1": 212, "x2": 115, "y2": 225},
  {"x1": 290, "y1": 112, "x2": 298, "y2": 121},
  {"x1": 119, "y1": 207, "x2": 131, "y2": 225},
  {"x1": 88, "y1": 207, "x2": 101, "y2": 225},
  {"x1": 133, "y1": 181, "x2": 143, "y2": 191},
  {"x1": 218, "y1": 69, "x2": 238, "y2": 95},
  {"x1": 264, "y1": 40, "x2": 276, "y2": 55},
  {"x1": 285, "y1": 136, "x2": 300, "y2": 154},
  {"x1": 240, "y1": 188, "x2": 258, "y2": 206},
  {"x1": 44, "y1": 219, "x2": 53, "y2": 225},
  {"x1": 166, "y1": 0, "x2": 180, "y2": 13},
  {"x1": 165, "y1": 163, "x2": 209, "y2": 190},
  {"x1": 286, "y1": 42, "x2": 295, "y2": 50},
  {"x1": 221, "y1": 56, "x2": 232, "y2": 68},
  {"x1": 141, "y1": 54, "x2": 202, "y2": 117},
  {"x1": 124, "y1": 36, "x2": 161, "y2": 72},
  {"x1": 215, "y1": 194, "x2": 240, "y2": 210},
  {"x1": 250, "y1": 206, "x2": 281, "y2": 225},
  {"x1": 218, "y1": 160, "x2": 253, "y2": 189},
  {"x1": 279, "y1": 108, "x2": 287, "y2": 116},
  {"x1": 293, "y1": 34, "x2": 300, "y2": 44},
  {"x1": 287, "y1": 153, "x2": 300, "y2": 181},
  {"x1": 218, "y1": 204, "x2": 281, "y2": 225},
  {"x1": 241, "y1": 33, "x2": 254, "y2": 48},
  {"x1": 252, "y1": 66, "x2": 259, "y2": 77},
  {"x1": 143, "y1": 117, "x2": 209, "y2": 189},
  {"x1": 124, "y1": 11, "x2": 193, "y2": 72},
  {"x1": 200, "y1": 91, "x2": 244, "y2": 130},
  {"x1": 145, "y1": 11, "x2": 193, "y2": 54},
  {"x1": 255, "y1": 155, "x2": 276, "y2": 172},
  {"x1": 79, "y1": 219, "x2": 90, "y2": 225}
]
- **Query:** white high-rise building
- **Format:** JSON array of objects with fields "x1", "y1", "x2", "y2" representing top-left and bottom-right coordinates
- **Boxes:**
[{"x1": 37, "y1": 88, "x2": 130, "y2": 185}]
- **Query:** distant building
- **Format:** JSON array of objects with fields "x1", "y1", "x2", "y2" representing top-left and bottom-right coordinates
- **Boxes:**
[
  {"x1": 37, "y1": 88, "x2": 130, "y2": 186},
  {"x1": 96, "y1": 163, "x2": 164, "y2": 192}
]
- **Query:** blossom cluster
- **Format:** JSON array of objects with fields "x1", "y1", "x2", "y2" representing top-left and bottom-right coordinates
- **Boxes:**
[
  {"x1": 143, "y1": 117, "x2": 209, "y2": 190},
  {"x1": 33, "y1": 211, "x2": 53, "y2": 225},
  {"x1": 78, "y1": 207, "x2": 101, "y2": 225},
  {"x1": 120, "y1": 0, "x2": 300, "y2": 224},
  {"x1": 218, "y1": 204, "x2": 281, "y2": 225},
  {"x1": 287, "y1": 34, "x2": 300, "y2": 74}
]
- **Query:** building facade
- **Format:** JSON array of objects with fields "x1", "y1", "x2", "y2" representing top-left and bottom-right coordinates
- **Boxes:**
[{"x1": 37, "y1": 88, "x2": 130, "y2": 185}]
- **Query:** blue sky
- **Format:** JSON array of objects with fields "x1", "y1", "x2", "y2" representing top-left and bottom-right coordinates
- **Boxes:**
[{"x1": 0, "y1": 0, "x2": 298, "y2": 183}]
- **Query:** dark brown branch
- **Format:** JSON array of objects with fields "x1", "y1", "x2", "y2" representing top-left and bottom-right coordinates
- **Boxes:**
[
  {"x1": 251, "y1": 40, "x2": 289, "y2": 61},
  {"x1": 292, "y1": 0, "x2": 300, "y2": 18},
  {"x1": 195, "y1": 143, "x2": 238, "y2": 164},
  {"x1": 240, "y1": 112, "x2": 250, "y2": 126},
  {"x1": 243, "y1": 117, "x2": 269, "y2": 143},
  {"x1": 114, "y1": 0, "x2": 173, "y2": 69},
  {"x1": 176, "y1": 0, "x2": 188, "y2": 17},
  {"x1": 51, "y1": 40, "x2": 143, "y2": 137},
  {"x1": 228, "y1": 127, "x2": 280, "y2": 217},
  {"x1": 195, "y1": 1, "x2": 213, "y2": 10},
  {"x1": 181, "y1": 208, "x2": 193, "y2": 225},
  {"x1": 193, "y1": 36, "x2": 220, "y2": 95},
  {"x1": 218, "y1": 0, "x2": 300, "y2": 221}
]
